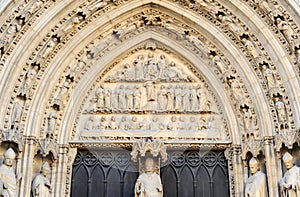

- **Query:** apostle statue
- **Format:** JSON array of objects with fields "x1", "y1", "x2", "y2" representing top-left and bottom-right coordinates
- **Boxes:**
[
  {"x1": 0, "y1": 148, "x2": 21, "y2": 197},
  {"x1": 245, "y1": 157, "x2": 267, "y2": 197},
  {"x1": 32, "y1": 162, "x2": 52, "y2": 197},
  {"x1": 134, "y1": 157, "x2": 163, "y2": 197},
  {"x1": 280, "y1": 152, "x2": 300, "y2": 197}
]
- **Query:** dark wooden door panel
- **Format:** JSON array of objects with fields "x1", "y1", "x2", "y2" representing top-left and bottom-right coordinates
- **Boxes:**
[{"x1": 71, "y1": 150, "x2": 229, "y2": 197}]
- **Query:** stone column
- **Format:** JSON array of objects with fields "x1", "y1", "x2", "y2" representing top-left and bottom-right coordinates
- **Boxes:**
[
  {"x1": 226, "y1": 145, "x2": 243, "y2": 197},
  {"x1": 19, "y1": 136, "x2": 37, "y2": 197},
  {"x1": 53, "y1": 145, "x2": 77, "y2": 196},
  {"x1": 263, "y1": 136, "x2": 279, "y2": 197},
  {"x1": 53, "y1": 145, "x2": 69, "y2": 196}
]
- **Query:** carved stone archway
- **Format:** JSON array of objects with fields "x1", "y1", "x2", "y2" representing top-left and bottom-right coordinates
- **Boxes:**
[{"x1": 0, "y1": 0, "x2": 299, "y2": 196}]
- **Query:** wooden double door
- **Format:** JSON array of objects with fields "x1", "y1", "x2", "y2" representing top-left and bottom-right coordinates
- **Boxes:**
[{"x1": 71, "y1": 149, "x2": 230, "y2": 197}]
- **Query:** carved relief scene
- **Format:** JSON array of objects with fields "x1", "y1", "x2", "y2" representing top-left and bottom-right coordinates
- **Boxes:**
[{"x1": 78, "y1": 46, "x2": 226, "y2": 141}]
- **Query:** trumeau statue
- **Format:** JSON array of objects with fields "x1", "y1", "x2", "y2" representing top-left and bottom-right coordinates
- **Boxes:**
[
  {"x1": 0, "y1": 148, "x2": 21, "y2": 197},
  {"x1": 134, "y1": 157, "x2": 163, "y2": 197},
  {"x1": 32, "y1": 162, "x2": 52, "y2": 197},
  {"x1": 280, "y1": 152, "x2": 300, "y2": 197},
  {"x1": 244, "y1": 158, "x2": 267, "y2": 197}
]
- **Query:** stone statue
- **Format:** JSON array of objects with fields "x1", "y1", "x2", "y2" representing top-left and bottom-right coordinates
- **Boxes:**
[
  {"x1": 157, "y1": 85, "x2": 167, "y2": 111},
  {"x1": 244, "y1": 158, "x2": 267, "y2": 197},
  {"x1": 125, "y1": 86, "x2": 133, "y2": 110},
  {"x1": 95, "y1": 84, "x2": 105, "y2": 110},
  {"x1": 32, "y1": 162, "x2": 51, "y2": 197},
  {"x1": 19, "y1": 65, "x2": 38, "y2": 97},
  {"x1": 104, "y1": 87, "x2": 111, "y2": 110},
  {"x1": 242, "y1": 38, "x2": 261, "y2": 60},
  {"x1": 0, "y1": 148, "x2": 21, "y2": 197},
  {"x1": 253, "y1": 0, "x2": 272, "y2": 15},
  {"x1": 280, "y1": 152, "x2": 300, "y2": 197},
  {"x1": 133, "y1": 86, "x2": 142, "y2": 110},
  {"x1": 274, "y1": 96, "x2": 287, "y2": 123},
  {"x1": 166, "y1": 85, "x2": 174, "y2": 111},
  {"x1": 276, "y1": 17, "x2": 297, "y2": 43},
  {"x1": 134, "y1": 157, "x2": 163, "y2": 197}
]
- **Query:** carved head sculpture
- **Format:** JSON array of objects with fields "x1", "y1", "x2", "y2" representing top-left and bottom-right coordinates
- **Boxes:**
[
  {"x1": 283, "y1": 152, "x2": 295, "y2": 170},
  {"x1": 41, "y1": 162, "x2": 51, "y2": 176},
  {"x1": 145, "y1": 157, "x2": 155, "y2": 173},
  {"x1": 249, "y1": 157, "x2": 260, "y2": 174},
  {"x1": 4, "y1": 148, "x2": 16, "y2": 167}
]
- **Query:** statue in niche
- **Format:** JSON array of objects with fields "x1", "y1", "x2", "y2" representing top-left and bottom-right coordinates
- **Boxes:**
[
  {"x1": 242, "y1": 38, "x2": 261, "y2": 60},
  {"x1": 144, "y1": 81, "x2": 156, "y2": 101},
  {"x1": 134, "y1": 157, "x2": 163, "y2": 197},
  {"x1": 174, "y1": 85, "x2": 183, "y2": 111},
  {"x1": 20, "y1": 0, "x2": 43, "y2": 22},
  {"x1": 241, "y1": 107, "x2": 256, "y2": 134},
  {"x1": 133, "y1": 86, "x2": 142, "y2": 111},
  {"x1": 133, "y1": 54, "x2": 145, "y2": 81},
  {"x1": 216, "y1": 13, "x2": 244, "y2": 37},
  {"x1": 157, "y1": 85, "x2": 167, "y2": 111},
  {"x1": 166, "y1": 85, "x2": 174, "y2": 111},
  {"x1": 276, "y1": 17, "x2": 297, "y2": 43},
  {"x1": 19, "y1": 65, "x2": 39, "y2": 97},
  {"x1": 274, "y1": 96, "x2": 287, "y2": 123},
  {"x1": 56, "y1": 16, "x2": 81, "y2": 38},
  {"x1": 167, "y1": 116, "x2": 178, "y2": 131},
  {"x1": 253, "y1": 0, "x2": 272, "y2": 15},
  {"x1": 144, "y1": 52, "x2": 159, "y2": 80},
  {"x1": 0, "y1": 148, "x2": 21, "y2": 197},
  {"x1": 209, "y1": 54, "x2": 230, "y2": 75},
  {"x1": 108, "y1": 116, "x2": 118, "y2": 130},
  {"x1": 95, "y1": 84, "x2": 105, "y2": 110},
  {"x1": 280, "y1": 152, "x2": 300, "y2": 196},
  {"x1": 80, "y1": 0, "x2": 108, "y2": 19},
  {"x1": 260, "y1": 63, "x2": 277, "y2": 88},
  {"x1": 46, "y1": 112, "x2": 56, "y2": 135},
  {"x1": 182, "y1": 85, "x2": 190, "y2": 112},
  {"x1": 244, "y1": 157, "x2": 267, "y2": 197},
  {"x1": 10, "y1": 100, "x2": 24, "y2": 129},
  {"x1": 125, "y1": 86, "x2": 133, "y2": 110},
  {"x1": 104, "y1": 87, "x2": 111, "y2": 110},
  {"x1": 31, "y1": 162, "x2": 51, "y2": 197},
  {"x1": 189, "y1": 86, "x2": 197, "y2": 112},
  {"x1": 227, "y1": 76, "x2": 244, "y2": 103},
  {"x1": 53, "y1": 78, "x2": 72, "y2": 108},
  {"x1": 3, "y1": 22, "x2": 21, "y2": 44},
  {"x1": 35, "y1": 39, "x2": 56, "y2": 64}
]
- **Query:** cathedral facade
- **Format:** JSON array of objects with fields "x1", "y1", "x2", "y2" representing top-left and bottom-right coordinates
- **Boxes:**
[{"x1": 0, "y1": 0, "x2": 299, "y2": 196}]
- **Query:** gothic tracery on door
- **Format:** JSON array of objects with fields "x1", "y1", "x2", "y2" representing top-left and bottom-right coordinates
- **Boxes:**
[{"x1": 71, "y1": 150, "x2": 230, "y2": 197}]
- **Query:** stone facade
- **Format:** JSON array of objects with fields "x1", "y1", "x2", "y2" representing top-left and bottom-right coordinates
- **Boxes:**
[{"x1": 0, "y1": 0, "x2": 299, "y2": 196}]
